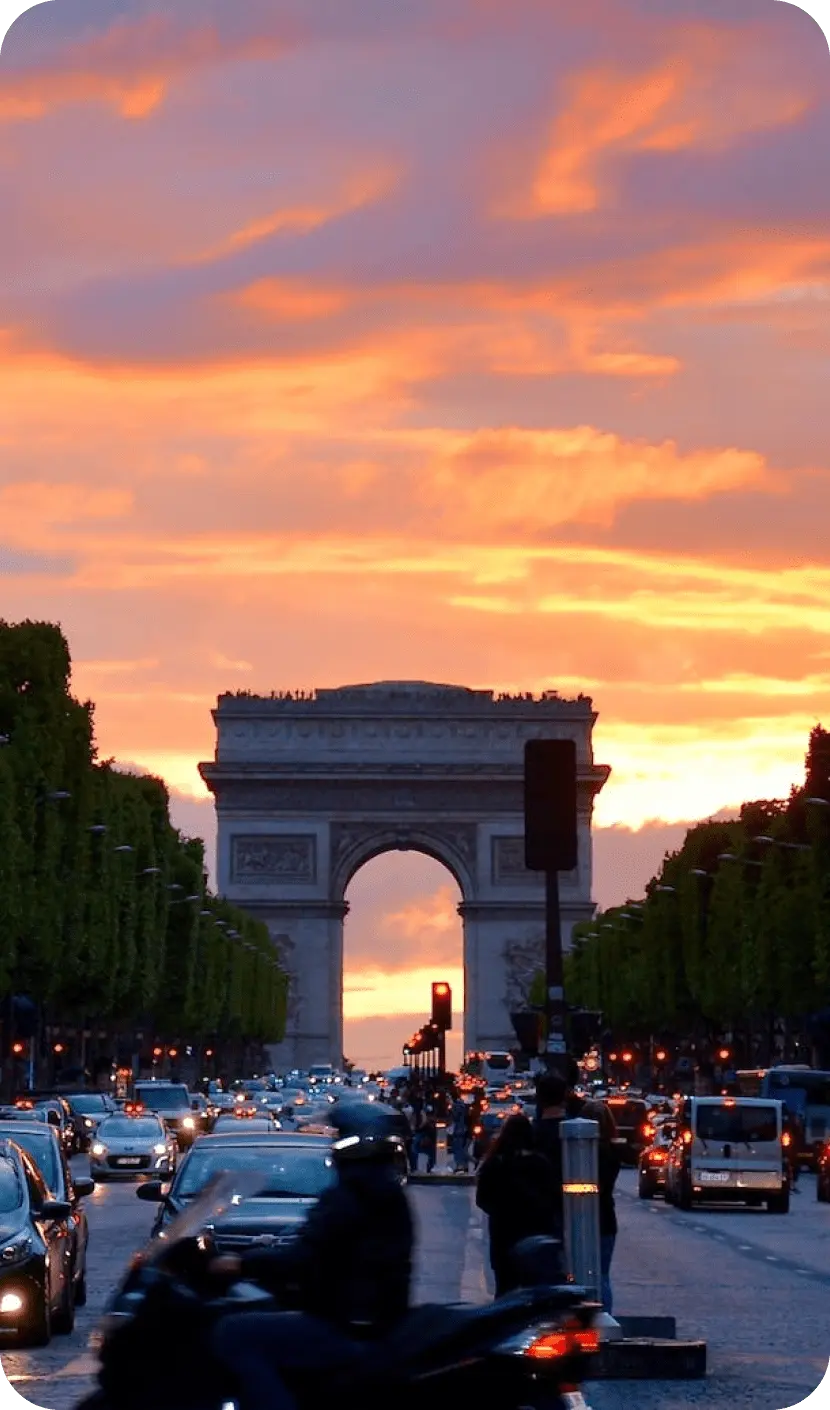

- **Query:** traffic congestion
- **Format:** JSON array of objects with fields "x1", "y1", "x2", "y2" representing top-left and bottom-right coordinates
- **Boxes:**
[{"x1": 0, "y1": 1058, "x2": 827, "y2": 1410}]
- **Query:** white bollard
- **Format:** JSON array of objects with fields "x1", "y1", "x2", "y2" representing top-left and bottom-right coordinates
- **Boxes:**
[{"x1": 561, "y1": 1117, "x2": 622, "y2": 1342}]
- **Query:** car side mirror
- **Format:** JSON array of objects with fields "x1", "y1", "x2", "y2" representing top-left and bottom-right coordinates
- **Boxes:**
[
  {"x1": 73, "y1": 1177, "x2": 95, "y2": 1200},
  {"x1": 41, "y1": 1199, "x2": 72, "y2": 1220},
  {"x1": 136, "y1": 1181, "x2": 166, "y2": 1202}
]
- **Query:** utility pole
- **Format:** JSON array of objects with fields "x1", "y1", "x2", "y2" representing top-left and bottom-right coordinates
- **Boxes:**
[{"x1": 524, "y1": 740, "x2": 578, "y2": 1073}]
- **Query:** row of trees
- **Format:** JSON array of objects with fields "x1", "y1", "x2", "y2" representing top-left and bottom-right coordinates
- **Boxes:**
[
  {"x1": 0, "y1": 621, "x2": 288, "y2": 1077},
  {"x1": 564, "y1": 727, "x2": 830, "y2": 1067}
]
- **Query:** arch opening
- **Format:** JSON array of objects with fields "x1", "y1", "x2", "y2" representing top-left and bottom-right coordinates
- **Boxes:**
[{"x1": 343, "y1": 849, "x2": 464, "y2": 1074}]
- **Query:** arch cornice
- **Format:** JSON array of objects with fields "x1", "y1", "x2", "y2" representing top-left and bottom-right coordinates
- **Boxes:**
[{"x1": 329, "y1": 821, "x2": 476, "y2": 901}]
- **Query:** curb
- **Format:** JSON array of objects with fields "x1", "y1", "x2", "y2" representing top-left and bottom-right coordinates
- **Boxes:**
[
  {"x1": 591, "y1": 1339, "x2": 707, "y2": 1380},
  {"x1": 409, "y1": 1171, "x2": 476, "y2": 1186}
]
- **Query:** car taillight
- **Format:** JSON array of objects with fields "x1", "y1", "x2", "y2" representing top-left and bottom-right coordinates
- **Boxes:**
[
  {"x1": 682, "y1": 1129, "x2": 692, "y2": 1145},
  {"x1": 650, "y1": 1151, "x2": 667, "y2": 1163},
  {"x1": 526, "y1": 1322, "x2": 600, "y2": 1360},
  {"x1": 642, "y1": 1123, "x2": 655, "y2": 1139},
  {"x1": 473, "y1": 1125, "x2": 482, "y2": 1135},
  {"x1": 782, "y1": 1132, "x2": 791, "y2": 1148}
]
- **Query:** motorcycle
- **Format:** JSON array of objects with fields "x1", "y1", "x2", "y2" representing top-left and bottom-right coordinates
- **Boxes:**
[{"x1": 76, "y1": 1173, "x2": 600, "y2": 1410}]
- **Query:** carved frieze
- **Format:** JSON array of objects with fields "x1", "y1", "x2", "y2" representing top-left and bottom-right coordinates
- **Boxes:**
[
  {"x1": 230, "y1": 834, "x2": 317, "y2": 885},
  {"x1": 491, "y1": 835, "x2": 578, "y2": 887},
  {"x1": 218, "y1": 779, "x2": 525, "y2": 814}
]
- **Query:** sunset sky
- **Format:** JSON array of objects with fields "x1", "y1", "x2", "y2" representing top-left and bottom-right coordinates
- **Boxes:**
[{"x1": 2, "y1": 0, "x2": 829, "y2": 1066}]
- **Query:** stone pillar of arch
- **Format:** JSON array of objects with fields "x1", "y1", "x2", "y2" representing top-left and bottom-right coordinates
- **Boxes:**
[{"x1": 200, "y1": 682, "x2": 609, "y2": 1073}]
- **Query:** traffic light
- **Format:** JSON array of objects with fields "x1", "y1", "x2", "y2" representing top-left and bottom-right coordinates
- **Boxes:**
[
  {"x1": 431, "y1": 982, "x2": 452, "y2": 1031},
  {"x1": 524, "y1": 739, "x2": 578, "y2": 872}
]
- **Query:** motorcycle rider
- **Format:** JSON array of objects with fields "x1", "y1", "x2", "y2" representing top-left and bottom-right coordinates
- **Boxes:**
[{"x1": 211, "y1": 1103, "x2": 414, "y2": 1410}]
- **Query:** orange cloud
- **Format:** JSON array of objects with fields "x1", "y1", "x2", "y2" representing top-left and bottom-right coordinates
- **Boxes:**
[
  {"x1": 509, "y1": 32, "x2": 810, "y2": 217},
  {"x1": 0, "y1": 13, "x2": 298, "y2": 123}
]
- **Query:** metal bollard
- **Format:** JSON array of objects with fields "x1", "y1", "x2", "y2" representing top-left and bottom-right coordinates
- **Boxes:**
[{"x1": 561, "y1": 1117, "x2": 621, "y2": 1341}]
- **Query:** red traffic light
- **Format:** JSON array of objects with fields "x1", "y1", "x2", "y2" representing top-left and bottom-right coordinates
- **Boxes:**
[{"x1": 431, "y1": 982, "x2": 452, "y2": 1031}]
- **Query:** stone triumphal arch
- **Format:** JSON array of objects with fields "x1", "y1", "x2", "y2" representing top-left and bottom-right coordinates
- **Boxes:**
[{"x1": 199, "y1": 683, "x2": 609, "y2": 1071}]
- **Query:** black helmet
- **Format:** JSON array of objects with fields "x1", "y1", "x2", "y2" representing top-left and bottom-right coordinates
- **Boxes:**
[{"x1": 330, "y1": 1101, "x2": 401, "y2": 1165}]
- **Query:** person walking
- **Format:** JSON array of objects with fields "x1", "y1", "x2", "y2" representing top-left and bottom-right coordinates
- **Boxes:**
[
  {"x1": 450, "y1": 1094, "x2": 471, "y2": 1172},
  {"x1": 589, "y1": 1100, "x2": 622, "y2": 1315},
  {"x1": 475, "y1": 1113, "x2": 558, "y2": 1296}
]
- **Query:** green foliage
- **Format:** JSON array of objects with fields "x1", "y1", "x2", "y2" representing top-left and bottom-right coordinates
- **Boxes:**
[
  {"x1": 0, "y1": 620, "x2": 287, "y2": 1048},
  {"x1": 566, "y1": 730, "x2": 830, "y2": 1043}
]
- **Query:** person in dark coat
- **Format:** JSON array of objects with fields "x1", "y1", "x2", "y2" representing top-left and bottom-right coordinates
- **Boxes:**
[
  {"x1": 532, "y1": 1072, "x2": 622, "y2": 1312},
  {"x1": 475, "y1": 1112, "x2": 558, "y2": 1296},
  {"x1": 212, "y1": 1109, "x2": 414, "y2": 1410}
]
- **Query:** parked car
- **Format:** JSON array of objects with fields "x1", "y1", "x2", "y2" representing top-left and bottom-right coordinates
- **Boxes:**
[
  {"x1": 0, "y1": 1121, "x2": 93, "y2": 1308},
  {"x1": 0, "y1": 1138, "x2": 75, "y2": 1345}
]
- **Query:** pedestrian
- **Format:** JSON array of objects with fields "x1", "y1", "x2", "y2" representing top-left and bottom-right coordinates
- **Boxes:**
[
  {"x1": 450, "y1": 1094, "x2": 470, "y2": 1172},
  {"x1": 420, "y1": 1103, "x2": 437, "y2": 1173},
  {"x1": 476, "y1": 1113, "x2": 558, "y2": 1296},
  {"x1": 587, "y1": 1100, "x2": 622, "y2": 1315}
]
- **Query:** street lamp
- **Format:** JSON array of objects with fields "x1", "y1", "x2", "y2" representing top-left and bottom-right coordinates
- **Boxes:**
[{"x1": 113, "y1": 845, "x2": 134, "y2": 854}]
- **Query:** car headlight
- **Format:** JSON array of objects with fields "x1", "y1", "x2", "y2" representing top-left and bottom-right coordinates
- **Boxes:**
[
  {"x1": 182, "y1": 1117, "x2": 195, "y2": 1130},
  {"x1": 91, "y1": 1144, "x2": 106, "y2": 1157},
  {"x1": 0, "y1": 1234, "x2": 32, "y2": 1266},
  {"x1": 153, "y1": 1144, "x2": 168, "y2": 1155},
  {"x1": 84, "y1": 1119, "x2": 95, "y2": 1129}
]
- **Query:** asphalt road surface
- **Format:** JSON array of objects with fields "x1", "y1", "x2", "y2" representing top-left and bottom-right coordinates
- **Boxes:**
[{"x1": 1, "y1": 1161, "x2": 828, "y2": 1410}]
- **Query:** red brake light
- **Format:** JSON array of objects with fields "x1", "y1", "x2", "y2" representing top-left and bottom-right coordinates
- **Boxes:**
[
  {"x1": 526, "y1": 1322, "x2": 600, "y2": 1360},
  {"x1": 782, "y1": 1132, "x2": 791, "y2": 1148},
  {"x1": 682, "y1": 1129, "x2": 692, "y2": 1145}
]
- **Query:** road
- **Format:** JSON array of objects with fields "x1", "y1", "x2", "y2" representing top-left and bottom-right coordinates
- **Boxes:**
[{"x1": 1, "y1": 1161, "x2": 828, "y2": 1410}]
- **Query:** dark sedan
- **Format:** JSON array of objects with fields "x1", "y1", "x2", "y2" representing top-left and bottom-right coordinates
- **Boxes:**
[
  {"x1": 0, "y1": 1139, "x2": 75, "y2": 1345},
  {"x1": 0, "y1": 1121, "x2": 92, "y2": 1309},
  {"x1": 137, "y1": 1132, "x2": 336, "y2": 1250},
  {"x1": 63, "y1": 1093, "x2": 118, "y2": 1152}
]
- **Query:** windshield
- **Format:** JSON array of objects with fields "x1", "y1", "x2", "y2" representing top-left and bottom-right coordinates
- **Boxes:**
[
  {"x1": 0, "y1": 1159, "x2": 24, "y2": 1213},
  {"x1": 0, "y1": 1132, "x2": 58, "y2": 1191},
  {"x1": 135, "y1": 1087, "x2": 190, "y2": 1112},
  {"x1": 71, "y1": 1095, "x2": 114, "y2": 1114},
  {"x1": 99, "y1": 1118, "x2": 164, "y2": 1140},
  {"x1": 485, "y1": 1054, "x2": 511, "y2": 1070},
  {"x1": 175, "y1": 1145, "x2": 335, "y2": 1200},
  {"x1": 696, "y1": 1104, "x2": 779, "y2": 1144}
]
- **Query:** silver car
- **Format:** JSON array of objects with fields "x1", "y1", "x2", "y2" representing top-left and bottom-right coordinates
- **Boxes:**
[{"x1": 90, "y1": 1114, "x2": 177, "y2": 1181}]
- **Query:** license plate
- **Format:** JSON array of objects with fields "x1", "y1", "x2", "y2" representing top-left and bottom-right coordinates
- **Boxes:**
[
  {"x1": 118, "y1": 1157, "x2": 142, "y2": 1166},
  {"x1": 699, "y1": 1170, "x2": 730, "y2": 1183}
]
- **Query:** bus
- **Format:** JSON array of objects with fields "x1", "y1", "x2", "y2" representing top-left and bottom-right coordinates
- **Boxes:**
[
  {"x1": 464, "y1": 1051, "x2": 516, "y2": 1088},
  {"x1": 734, "y1": 1066, "x2": 830, "y2": 1165}
]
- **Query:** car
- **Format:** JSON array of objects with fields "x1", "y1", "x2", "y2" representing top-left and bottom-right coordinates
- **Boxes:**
[
  {"x1": 63, "y1": 1092, "x2": 118, "y2": 1152},
  {"x1": 133, "y1": 1082, "x2": 203, "y2": 1149},
  {"x1": 90, "y1": 1113, "x2": 178, "y2": 1182},
  {"x1": 638, "y1": 1121, "x2": 677, "y2": 1198},
  {"x1": 29, "y1": 1099, "x2": 77, "y2": 1157},
  {"x1": 604, "y1": 1096, "x2": 652, "y2": 1165},
  {"x1": 0, "y1": 1138, "x2": 75, "y2": 1345},
  {"x1": 137, "y1": 1132, "x2": 337, "y2": 1249},
  {"x1": 0, "y1": 1121, "x2": 93, "y2": 1308},
  {"x1": 211, "y1": 1116, "x2": 279, "y2": 1135},
  {"x1": 817, "y1": 1138, "x2": 830, "y2": 1201}
]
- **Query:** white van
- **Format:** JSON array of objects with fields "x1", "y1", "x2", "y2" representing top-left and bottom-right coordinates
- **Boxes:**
[{"x1": 666, "y1": 1096, "x2": 790, "y2": 1213}]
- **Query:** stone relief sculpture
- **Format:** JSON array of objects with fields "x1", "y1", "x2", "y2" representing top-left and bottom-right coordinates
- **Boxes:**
[
  {"x1": 502, "y1": 933, "x2": 545, "y2": 1009},
  {"x1": 231, "y1": 835, "x2": 317, "y2": 884}
]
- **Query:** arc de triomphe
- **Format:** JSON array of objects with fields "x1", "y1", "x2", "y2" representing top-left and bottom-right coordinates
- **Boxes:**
[{"x1": 199, "y1": 683, "x2": 609, "y2": 1071}]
